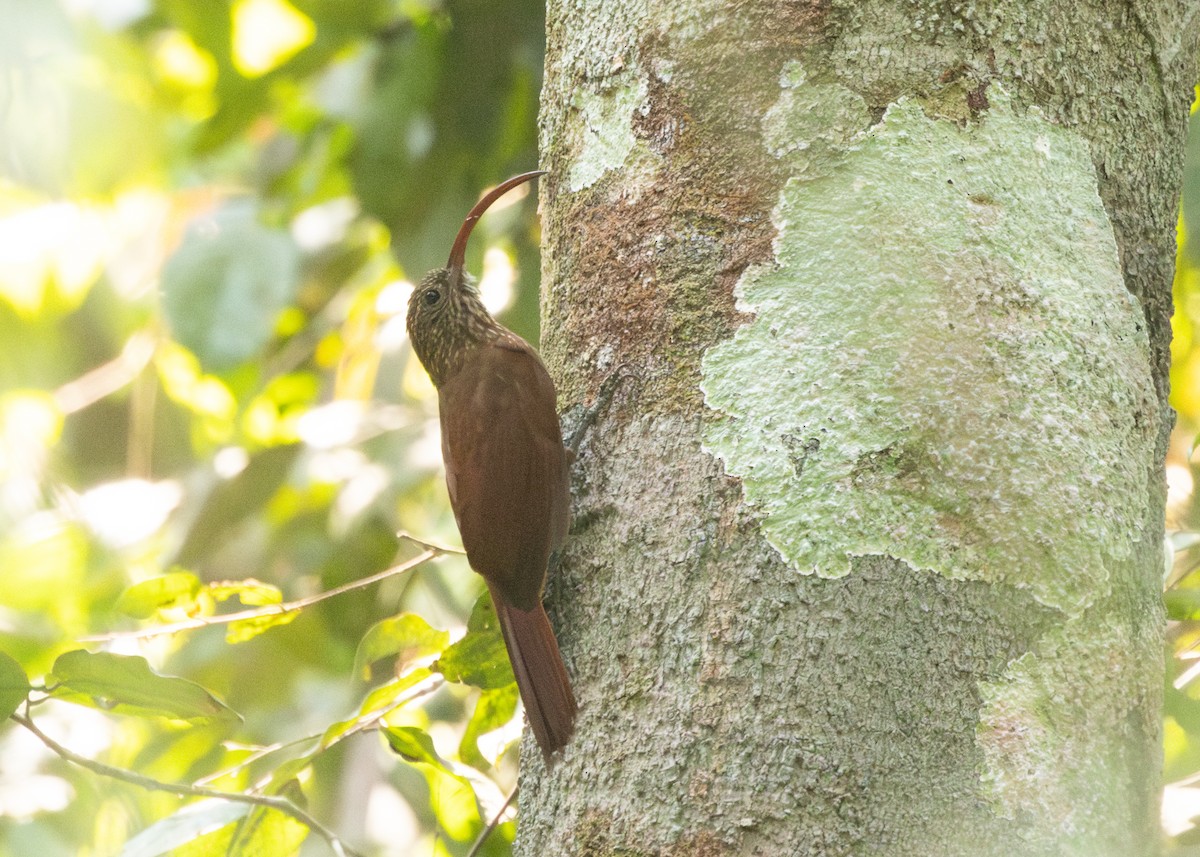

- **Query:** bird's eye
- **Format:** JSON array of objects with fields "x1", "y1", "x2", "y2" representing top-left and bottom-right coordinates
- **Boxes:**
[{"x1": 422, "y1": 288, "x2": 441, "y2": 306}]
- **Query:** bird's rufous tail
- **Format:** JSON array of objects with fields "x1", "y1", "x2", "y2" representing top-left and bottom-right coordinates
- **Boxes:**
[{"x1": 491, "y1": 592, "x2": 577, "y2": 760}]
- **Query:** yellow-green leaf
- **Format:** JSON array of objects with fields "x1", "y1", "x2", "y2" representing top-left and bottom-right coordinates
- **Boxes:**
[
  {"x1": 115, "y1": 572, "x2": 202, "y2": 619},
  {"x1": 209, "y1": 578, "x2": 283, "y2": 607},
  {"x1": 435, "y1": 593, "x2": 514, "y2": 689},
  {"x1": 225, "y1": 610, "x2": 298, "y2": 644},
  {"x1": 353, "y1": 613, "x2": 449, "y2": 680}
]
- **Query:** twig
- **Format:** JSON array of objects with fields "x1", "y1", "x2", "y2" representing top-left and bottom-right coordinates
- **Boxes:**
[
  {"x1": 465, "y1": 785, "x2": 517, "y2": 857},
  {"x1": 195, "y1": 672, "x2": 443, "y2": 789},
  {"x1": 192, "y1": 735, "x2": 315, "y2": 788},
  {"x1": 53, "y1": 331, "x2": 157, "y2": 415},
  {"x1": 13, "y1": 712, "x2": 365, "y2": 857},
  {"x1": 81, "y1": 549, "x2": 441, "y2": 642},
  {"x1": 397, "y1": 531, "x2": 465, "y2": 555}
]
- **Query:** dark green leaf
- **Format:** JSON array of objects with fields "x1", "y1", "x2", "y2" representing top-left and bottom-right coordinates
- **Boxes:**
[
  {"x1": 459, "y1": 684, "x2": 518, "y2": 770},
  {"x1": 115, "y1": 572, "x2": 202, "y2": 619},
  {"x1": 383, "y1": 724, "x2": 449, "y2": 770},
  {"x1": 354, "y1": 613, "x2": 449, "y2": 680},
  {"x1": 47, "y1": 650, "x2": 238, "y2": 723},
  {"x1": 175, "y1": 444, "x2": 303, "y2": 567},
  {"x1": 0, "y1": 652, "x2": 31, "y2": 719},
  {"x1": 162, "y1": 199, "x2": 301, "y2": 371},
  {"x1": 435, "y1": 592, "x2": 515, "y2": 689}
]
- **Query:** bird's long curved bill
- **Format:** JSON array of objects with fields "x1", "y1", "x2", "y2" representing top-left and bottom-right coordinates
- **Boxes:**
[{"x1": 447, "y1": 170, "x2": 547, "y2": 272}]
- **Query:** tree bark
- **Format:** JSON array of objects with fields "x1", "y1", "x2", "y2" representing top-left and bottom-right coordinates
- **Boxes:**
[{"x1": 529, "y1": 3, "x2": 1200, "y2": 855}]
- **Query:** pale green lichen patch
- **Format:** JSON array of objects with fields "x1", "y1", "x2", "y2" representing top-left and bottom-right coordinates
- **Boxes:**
[
  {"x1": 762, "y1": 61, "x2": 871, "y2": 176},
  {"x1": 568, "y1": 77, "x2": 647, "y2": 192},
  {"x1": 975, "y1": 609, "x2": 1155, "y2": 850},
  {"x1": 700, "y1": 86, "x2": 1156, "y2": 614}
]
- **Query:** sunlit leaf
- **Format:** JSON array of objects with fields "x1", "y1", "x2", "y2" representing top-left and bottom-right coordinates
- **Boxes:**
[
  {"x1": 353, "y1": 613, "x2": 449, "y2": 680},
  {"x1": 115, "y1": 572, "x2": 203, "y2": 619},
  {"x1": 320, "y1": 668, "x2": 434, "y2": 749},
  {"x1": 209, "y1": 578, "x2": 283, "y2": 606},
  {"x1": 334, "y1": 286, "x2": 384, "y2": 401},
  {"x1": 47, "y1": 650, "x2": 238, "y2": 723},
  {"x1": 225, "y1": 610, "x2": 299, "y2": 644},
  {"x1": 384, "y1": 724, "x2": 452, "y2": 771},
  {"x1": 384, "y1": 726, "x2": 485, "y2": 841},
  {"x1": 208, "y1": 578, "x2": 296, "y2": 642},
  {"x1": 119, "y1": 800, "x2": 249, "y2": 857},
  {"x1": 162, "y1": 200, "x2": 301, "y2": 372},
  {"x1": 226, "y1": 801, "x2": 310, "y2": 857},
  {"x1": 435, "y1": 593, "x2": 515, "y2": 690},
  {"x1": 459, "y1": 684, "x2": 518, "y2": 771},
  {"x1": 231, "y1": 0, "x2": 315, "y2": 78},
  {"x1": 259, "y1": 755, "x2": 315, "y2": 799},
  {"x1": 0, "y1": 652, "x2": 31, "y2": 719},
  {"x1": 1167, "y1": 590, "x2": 1200, "y2": 621}
]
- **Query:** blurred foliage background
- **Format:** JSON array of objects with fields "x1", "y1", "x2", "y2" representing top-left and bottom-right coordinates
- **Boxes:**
[
  {"x1": 1164, "y1": 93, "x2": 1200, "y2": 853},
  {"x1": 5, "y1": 1, "x2": 1200, "y2": 855},
  {"x1": 0, "y1": 0, "x2": 545, "y2": 854}
]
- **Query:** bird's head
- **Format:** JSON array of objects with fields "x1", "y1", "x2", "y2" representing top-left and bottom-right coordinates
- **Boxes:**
[{"x1": 406, "y1": 170, "x2": 546, "y2": 385}]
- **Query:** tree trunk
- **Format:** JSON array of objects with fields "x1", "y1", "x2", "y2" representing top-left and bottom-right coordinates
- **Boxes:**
[{"x1": 528, "y1": 3, "x2": 1200, "y2": 855}]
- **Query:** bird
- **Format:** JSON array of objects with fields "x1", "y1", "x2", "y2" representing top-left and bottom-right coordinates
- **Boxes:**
[{"x1": 406, "y1": 170, "x2": 576, "y2": 759}]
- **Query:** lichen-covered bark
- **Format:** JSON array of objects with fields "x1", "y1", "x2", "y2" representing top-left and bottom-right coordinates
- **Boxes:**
[{"x1": 530, "y1": 2, "x2": 1200, "y2": 855}]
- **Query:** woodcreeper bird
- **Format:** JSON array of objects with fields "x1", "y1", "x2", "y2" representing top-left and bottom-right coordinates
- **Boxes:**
[{"x1": 406, "y1": 171, "x2": 576, "y2": 759}]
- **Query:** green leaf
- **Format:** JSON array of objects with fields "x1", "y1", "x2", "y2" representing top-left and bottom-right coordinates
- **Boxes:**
[
  {"x1": 435, "y1": 593, "x2": 515, "y2": 689},
  {"x1": 161, "y1": 199, "x2": 301, "y2": 372},
  {"x1": 209, "y1": 579, "x2": 294, "y2": 644},
  {"x1": 384, "y1": 727, "x2": 484, "y2": 841},
  {"x1": 175, "y1": 443, "x2": 303, "y2": 567},
  {"x1": 47, "y1": 650, "x2": 239, "y2": 723},
  {"x1": 383, "y1": 724, "x2": 451, "y2": 770},
  {"x1": 459, "y1": 684, "x2": 519, "y2": 770},
  {"x1": 115, "y1": 572, "x2": 202, "y2": 619},
  {"x1": 225, "y1": 610, "x2": 299, "y2": 645},
  {"x1": 119, "y1": 800, "x2": 249, "y2": 857},
  {"x1": 226, "y1": 801, "x2": 309, "y2": 857},
  {"x1": 0, "y1": 651, "x2": 31, "y2": 719},
  {"x1": 320, "y1": 668, "x2": 434, "y2": 749},
  {"x1": 353, "y1": 613, "x2": 449, "y2": 680},
  {"x1": 1167, "y1": 590, "x2": 1200, "y2": 621},
  {"x1": 259, "y1": 755, "x2": 316, "y2": 799},
  {"x1": 209, "y1": 578, "x2": 283, "y2": 606}
]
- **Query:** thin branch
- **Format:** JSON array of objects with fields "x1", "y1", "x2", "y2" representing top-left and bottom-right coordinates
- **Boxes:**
[
  {"x1": 466, "y1": 785, "x2": 517, "y2": 857},
  {"x1": 53, "y1": 331, "x2": 157, "y2": 415},
  {"x1": 192, "y1": 735, "x2": 315, "y2": 789},
  {"x1": 13, "y1": 712, "x2": 364, "y2": 857},
  {"x1": 81, "y1": 549, "x2": 441, "y2": 642},
  {"x1": 397, "y1": 531, "x2": 465, "y2": 555},
  {"x1": 199, "y1": 672, "x2": 444, "y2": 789}
]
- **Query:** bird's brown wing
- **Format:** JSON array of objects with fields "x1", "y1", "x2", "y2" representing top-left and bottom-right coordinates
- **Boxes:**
[{"x1": 437, "y1": 338, "x2": 570, "y2": 610}]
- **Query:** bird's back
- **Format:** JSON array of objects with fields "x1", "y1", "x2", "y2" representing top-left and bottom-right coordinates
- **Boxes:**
[{"x1": 437, "y1": 336, "x2": 570, "y2": 610}]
